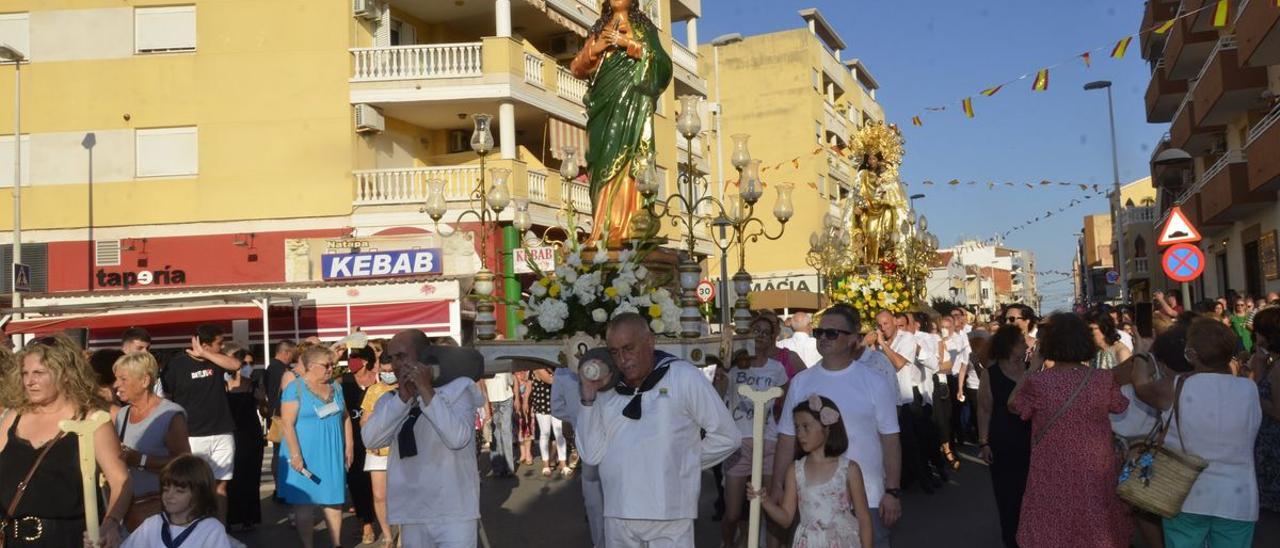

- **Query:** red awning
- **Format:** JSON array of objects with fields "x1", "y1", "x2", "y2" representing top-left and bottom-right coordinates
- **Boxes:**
[{"x1": 4, "y1": 305, "x2": 263, "y2": 336}]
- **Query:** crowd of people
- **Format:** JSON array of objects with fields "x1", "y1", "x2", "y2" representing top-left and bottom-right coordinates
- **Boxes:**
[{"x1": 1, "y1": 290, "x2": 1278, "y2": 547}]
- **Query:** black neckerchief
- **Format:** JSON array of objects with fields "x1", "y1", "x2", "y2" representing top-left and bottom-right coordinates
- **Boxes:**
[
  {"x1": 161, "y1": 514, "x2": 206, "y2": 548},
  {"x1": 613, "y1": 352, "x2": 675, "y2": 420}
]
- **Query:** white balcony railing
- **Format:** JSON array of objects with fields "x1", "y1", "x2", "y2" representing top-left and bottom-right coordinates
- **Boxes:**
[
  {"x1": 568, "y1": 181, "x2": 592, "y2": 213},
  {"x1": 528, "y1": 171, "x2": 550, "y2": 203},
  {"x1": 351, "y1": 43, "x2": 483, "y2": 82},
  {"x1": 1132, "y1": 257, "x2": 1150, "y2": 275},
  {"x1": 1248, "y1": 103, "x2": 1280, "y2": 146},
  {"x1": 672, "y1": 41, "x2": 698, "y2": 73},
  {"x1": 1120, "y1": 205, "x2": 1156, "y2": 226},
  {"x1": 524, "y1": 52, "x2": 545, "y2": 88},
  {"x1": 354, "y1": 166, "x2": 480, "y2": 205},
  {"x1": 557, "y1": 65, "x2": 588, "y2": 104}
]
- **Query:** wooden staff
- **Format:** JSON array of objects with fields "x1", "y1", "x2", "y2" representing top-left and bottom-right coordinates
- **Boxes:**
[
  {"x1": 59, "y1": 410, "x2": 111, "y2": 545},
  {"x1": 737, "y1": 384, "x2": 783, "y2": 548}
]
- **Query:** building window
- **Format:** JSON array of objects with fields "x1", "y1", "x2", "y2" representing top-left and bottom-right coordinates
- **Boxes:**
[
  {"x1": 812, "y1": 69, "x2": 820, "y2": 91},
  {"x1": 815, "y1": 121, "x2": 823, "y2": 144},
  {"x1": 644, "y1": 0, "x2": 662, "y2": 29},
  {"x1": 816, "y1": 175, "x2": 825, "y2": 198},
  {"x1": 390, "y1": 18, "x2": 416, "y2": 46},
  {"x1": 0, "y1": 13, "x2": 30, "y2": 60},
  {"x1": 0, "y1": 134, "x2": 30, "y2": 188},
  {"x1": 135, "y1": 6, "x2": 196, "y2": 53},
  {"x1": 136, "y1": 127, "x2": 198, "y2": 177}
]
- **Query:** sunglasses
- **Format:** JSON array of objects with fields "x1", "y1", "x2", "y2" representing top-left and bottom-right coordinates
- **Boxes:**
[
  {"x1": 812, "y1": 328, "x2": 854, "y2": 340},
  {"x1": 24, "y1": 336, "x2": 60, "y2": 350}
]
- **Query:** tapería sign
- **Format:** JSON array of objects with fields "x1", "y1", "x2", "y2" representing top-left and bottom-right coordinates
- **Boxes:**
[
  {"x1": 321, "y1": 249, "x2": 443, "y2": 280},
  {"x1": 96, "y1": 267, "x2": 188, "y2": 289}
]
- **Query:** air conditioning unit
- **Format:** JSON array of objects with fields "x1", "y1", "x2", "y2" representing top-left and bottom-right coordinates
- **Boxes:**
[
  {"x1": 353, "y1": 0, "x2": 381, "y2": 21},
  {"x1": 448, "y1": 130, "x2": 468, "y2": 153},
  {"x1": 354, "y1": 104, "x2": 385, "y2": 134},
  {"x1": 549, "y1": 33, "x2": 584, "y2": 61}
]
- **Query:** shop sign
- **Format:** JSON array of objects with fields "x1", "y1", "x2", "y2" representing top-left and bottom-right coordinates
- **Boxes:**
[
  {"x1": 322, "y1": 248, "x2": 443, "y2": 280},
  {"x1": 96, "y1": 266, "x2": 187, "y2": 289},
  {"x1": 512, "y1": 246, "x2": 555, "y2": 274}
]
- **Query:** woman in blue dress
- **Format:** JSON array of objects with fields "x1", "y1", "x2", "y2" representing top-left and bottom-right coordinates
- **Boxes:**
[{"x1": 280, "y1": 345, "x2": 353, "y2": 548}]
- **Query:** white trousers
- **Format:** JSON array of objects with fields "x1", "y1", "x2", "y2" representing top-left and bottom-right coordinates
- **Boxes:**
[
  {"x1": 581, "y1": 464, "x2": 605, "y2": 547},
  {"x1": 535, "y1": 413, "x2": 566, "y2": 464},
  {"x1": 604, "y1": 518, "x2": 694, "y2": 548},
  {"x1": 399, "y1": 520, "x2": 478, "y2": 548}
]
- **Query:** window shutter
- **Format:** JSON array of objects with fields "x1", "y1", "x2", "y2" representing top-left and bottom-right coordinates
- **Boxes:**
[
  {"x1": 136, "y1": 127, "x2": 198, "y2": 177},
  {"x1": 0, "y1": 13, "x2": 30, "y2": 60},
  {"x1": 136, "y1": 6, "x2": 196, "y2": 53}
]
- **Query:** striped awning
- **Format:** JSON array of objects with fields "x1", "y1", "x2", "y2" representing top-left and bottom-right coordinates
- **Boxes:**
[
  {"x1": 546, "y1": 7, "x2": 589, "y2": 37},
  {"x1": 549, "y1": 117, "x2": 589, "y2": 167}
]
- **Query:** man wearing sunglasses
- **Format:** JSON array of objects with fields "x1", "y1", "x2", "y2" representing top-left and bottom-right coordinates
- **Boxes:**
[{"x1": 773, "y1": 305, "x2": 902, "y2": 547}]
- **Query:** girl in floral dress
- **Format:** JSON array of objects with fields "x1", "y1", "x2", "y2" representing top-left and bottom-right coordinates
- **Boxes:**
[{"x1": 749, "y1": 395, "x2": 873, "y2": 548}]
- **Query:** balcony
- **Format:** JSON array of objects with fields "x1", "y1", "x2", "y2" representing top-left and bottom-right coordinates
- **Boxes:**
[
  {"x1": 1141, "y1": 0, "x2": 1178, "y2": 61},
  {"x1": 1163, "y1": 15, "x2": 1219, "y2": 80},
  {"x1": 1145, "y1": 60, "x2": 1188, "y2": 123},
  {"x1": 1119, "y1": 205, "x2": 1157, "y2": 227},
  {"x1": 826, "y1": 150, "x2": 851, "y2": 183},
  {"x1": 1130, "y1": 257, "x2": 1151, "y2": 277},
  {"x1": 353, "y1": 160, "x2": 574, "y2": 213},
  {"x1": 1198, "y1": 150, "x2": 1270, "y2": 225},
  {"x1": 1239, "y1": 0, "x2": 1280, "y2": 66},
  {"x1": 348, "y1": 37, "x2": 590, "y2": 125},
  {"x1": 671, "y1": 41, "x2": 708, "y2": 96},
  {"x1": 1169, "y1": 98, "x2": 1224, "y2": 154},
  {"x1": 1245, "y1": 104, "x2": 1280, "y2": 192},
  {"x1": 1190, "y1": 39, "x2": 1268, "y2": 126}
]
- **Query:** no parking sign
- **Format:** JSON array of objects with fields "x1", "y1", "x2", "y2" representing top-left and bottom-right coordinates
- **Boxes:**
[{"x1": 1162, "y1": 243, "x2": 1205, "y2": 283}]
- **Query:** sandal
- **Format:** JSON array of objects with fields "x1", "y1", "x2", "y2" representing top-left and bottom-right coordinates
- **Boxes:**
[
  {"x1": 541, "y1": 467, "x2": 552, "y2": 477},
  {"x1": 943, "y1": 448, "x2": 961, "y2": 470},
  {"x1": 559, "y1": 466, "x2": 573, "y2": 477}
]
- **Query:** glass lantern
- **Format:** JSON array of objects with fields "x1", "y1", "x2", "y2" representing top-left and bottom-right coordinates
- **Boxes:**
[
  {"x1": 487, "y1": 168, "x2": 512, "y2": 212},
  {"x1": 560, "y1": 146, "x2": 580, "y2": 181},
  {"x1": 773, "y1": 183, "x2": 794, "y2": 222},
  {"x1": 424, "y1": 179, "x2": 448, "y2": 221},
  {"x1": 730, "y1": 134, "x2": 751, "y2": 171},
  {"x1": 513, "y1": 199, "x2": 531, "y2": 233},
  {"x1": 470, "y1": 114, "x2": 494, "y2": 156},
  {"x1": 676, "y1": 95, "x2": 702, "y2": 139},
  {"x1": 740, "y1": 160, "x2": 763, "y2": 204}
]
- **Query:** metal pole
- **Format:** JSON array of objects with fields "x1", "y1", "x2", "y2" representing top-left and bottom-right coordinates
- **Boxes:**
[
  {"x1": 713, "y1": 45, "x2": 725, "y2": 203},
  {"x1": 1106, "y1": 86, "x2": 1127, "y2": 304},
  {"x1": 10, "y1": 60, "x2": 20, "y2": 314},
  {"x1": 87, "y1": 144, "x2": 93, "y2": 291}
]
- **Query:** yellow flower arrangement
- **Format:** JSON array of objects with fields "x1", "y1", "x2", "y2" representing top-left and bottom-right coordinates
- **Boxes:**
[{"x1": 830, "y1": 273, "x2": 914, "y2": 327}]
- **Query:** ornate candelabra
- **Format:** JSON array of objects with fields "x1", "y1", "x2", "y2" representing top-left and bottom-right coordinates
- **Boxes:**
[
  {"x1": 422, "y1": 113, "x2": 511, "y2": 340},
  {"x1": 511, "y1": 146, "x2": 589, "y2": 252},
  {"x1": 806, "y1": 207, "x2": 858, "y2": 296},
  {"x1": 722, "y1": 157, "x2": 792, "y2": 333}
]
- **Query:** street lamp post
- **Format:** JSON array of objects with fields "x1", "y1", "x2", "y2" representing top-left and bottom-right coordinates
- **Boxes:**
[
  {"x1": 422, "y1": 113, "x2": 511, "y2": 340},
  {"x1": 1085, "y1": 80, "x2": 1126, "y2": 304},
  {"x1": 1, "y1": 44, "x2": 24, "y2": 314},
  {"x1": 909, "y1": 193, "x2": 925, "y2": 211}
]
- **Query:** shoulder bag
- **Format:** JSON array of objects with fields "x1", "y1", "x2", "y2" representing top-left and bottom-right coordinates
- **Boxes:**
[
  {"x1": 1116, "y1": 373, "x2": 1209, "y2": 518},
  {"x1": 1, "y1": 424, "x2": 67, "y2": 548},
  {"x1": 1031, "y1": 367, "x2": 1096, "y2": 447}
]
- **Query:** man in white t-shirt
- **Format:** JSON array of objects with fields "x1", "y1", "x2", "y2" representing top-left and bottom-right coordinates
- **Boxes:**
[
  {"x1": 771, "y1": 304, "x2": 901, "y2": 548},
  {"x1": 776, "y1": 311, "x2": 821, "y2": 368}
]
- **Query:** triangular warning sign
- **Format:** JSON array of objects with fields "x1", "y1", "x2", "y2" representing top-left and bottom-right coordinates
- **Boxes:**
[{"x1": 1157, "y1": 206, "x2": 1202, "y2": 247}]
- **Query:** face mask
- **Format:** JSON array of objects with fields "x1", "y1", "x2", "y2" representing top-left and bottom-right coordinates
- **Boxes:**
[
  {"x1": 379, "y1": 372, "x2": 398, "y2": 385},
  {"x1": 941, "y1": 328, "x2": 951, "y2": 338}
]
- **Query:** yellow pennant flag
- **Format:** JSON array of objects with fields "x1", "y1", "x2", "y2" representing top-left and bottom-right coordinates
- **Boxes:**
[
  {"x1": 1111, "y1": 36, "x2": 1133, "y2": 59},
  {"x1": 911, "y1": 116, "x2": 922, "y2": 127},
  {"x1": 980, "y1": 85, "x2": 1003, "y2": 97},
  {"x1": 1032, "y1": 69, "x2": 1049, "y2": 91},
  {"x1": 1213, "y1": 0, "x2": 1228, "y2": 27},
  {"x1": 1153, "y1": 20, "x2": 1175, "y2": 34},
  {"x1": 962, "y1": 97, "x2": 974, "y2": 118}
]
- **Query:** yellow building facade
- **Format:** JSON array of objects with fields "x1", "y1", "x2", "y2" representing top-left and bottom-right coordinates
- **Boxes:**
[
  {"x1": 700, "y1": 8, "x2": 885, "y2": 299},
  {"x1": 0, "y1": 0, "x2": 708, "y2": 342}
]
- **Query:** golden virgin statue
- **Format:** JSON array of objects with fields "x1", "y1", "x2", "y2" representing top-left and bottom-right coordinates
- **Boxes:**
[
  {"x1": 571, "y1": 0, "x2": 672, "y2": 248},
  {"x1": 851, "y1": 122, "x2": 908, "y2": 264}
]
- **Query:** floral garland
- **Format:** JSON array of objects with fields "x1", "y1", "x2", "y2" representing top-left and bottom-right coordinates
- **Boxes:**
[
  {"x1": 518, "y1": 240, "x2": 681, "y2": 341},
  {"x1": 829, "y1": 272, "x2": 913, "y2": 327}
]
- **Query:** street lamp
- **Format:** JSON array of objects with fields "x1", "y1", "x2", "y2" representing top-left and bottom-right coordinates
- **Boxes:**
[
  {"x1": 1084, "y1": 80, "x2": 1127, "y2": 304},
  {"x1": 909, "y1": 193, "x2": 925, "y2": 210},
  {"x1": 1, "y1": 43, "x2": 23, "y2": 315},
  {"x1": 421, "y1": 113, "x2": 511, "y2": 340}
]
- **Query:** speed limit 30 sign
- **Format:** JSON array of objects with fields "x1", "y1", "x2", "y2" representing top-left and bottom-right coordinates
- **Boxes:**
[{"x1": 695, "y1": 279, "x2": 716, "y2": 303}]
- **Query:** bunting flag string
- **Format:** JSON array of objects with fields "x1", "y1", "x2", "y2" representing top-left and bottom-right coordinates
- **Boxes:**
[{"x1": 900, "y1": 1, "x2": 1223, "y2": 127}]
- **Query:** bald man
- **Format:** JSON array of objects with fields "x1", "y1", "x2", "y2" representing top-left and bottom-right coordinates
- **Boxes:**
[
  {"x1": 777, "y1": 311, "x2": 821, "y2": 368},
  {"x1": 363, "y1": 330, "x2": 484, "y2": 547},
  {"x1": 577, "y1": 313, "x2": 737, "y2": 548}
]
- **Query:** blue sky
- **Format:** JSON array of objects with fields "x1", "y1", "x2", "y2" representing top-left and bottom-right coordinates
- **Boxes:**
[{"x1": 694, "y1": 0, "x2": 1165, "y2": 311}]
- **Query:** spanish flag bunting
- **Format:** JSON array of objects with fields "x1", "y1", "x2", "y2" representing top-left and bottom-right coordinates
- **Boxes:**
[
  {"x1": 1111, "y1": 36, "x2": 1133, "y2": 59},
  {"x1": 1032, "y1": 69, "x2": 1049, "y2": 91},
  {"x1": 1213, "y1": 0, "x2": 1228, "y2": 28},
  {"x1": 980, "y1": 85, "x2": 1003, "y2": 97},
  {"x1": 1080, "y1": 52, "x2": 1092, "y2": 67},
  {"x1": 911, "y1": 116, "x2": 922, "y2": 127},
  {"x1": 948, "y1": 179, "x2": 961, "y2": 186},
  {"x1": 1153, "y1": 20, "x2": 1175, "y2": 34},
  {"x1": 962, "y1": 97, "x2": 974, "y2": 118},
  {"x1": 923, "y1": 180, "x2": 934, "y2": 185}
]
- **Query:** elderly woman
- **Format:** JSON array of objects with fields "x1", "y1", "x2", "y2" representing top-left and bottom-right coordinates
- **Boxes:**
[
  {"x1": 1134, "y1": 318, "x2": 1262, "y2": 547},
  {"x1": 279, "y1": 345, "x2": 353, "y2": 548},
  {"x1": 1010, "y1": 313, "x2": 1131, "y2": 548},
  {"x1": 111, "y1": 352, "x2": 190, "y2": 531},
  {"x1": 0, "y1": 334, "x2": 132, "y2": 547}
]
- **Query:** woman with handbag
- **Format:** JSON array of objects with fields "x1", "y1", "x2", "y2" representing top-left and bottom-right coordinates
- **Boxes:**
[
  {"x1": 0, "y1": 334, "x2": 132, "y2": 547},
  {"x1": 1009, "y1": 313, "x2": 1132, "y2": 548},
  {"x1": 1133, "y1": 318, "x2": 1262, "y2": 547},
  {"x1": 110, "y1": 352, "x2": 190, "y2": 532}
]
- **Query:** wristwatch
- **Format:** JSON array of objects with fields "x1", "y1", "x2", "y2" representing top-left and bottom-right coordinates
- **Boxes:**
[
  {"x1": 884, "y1": 488, "x2": 902, "y2": 499},
  {"x1": 138, "y1": 454, "x2": 149, "y2": 470}
]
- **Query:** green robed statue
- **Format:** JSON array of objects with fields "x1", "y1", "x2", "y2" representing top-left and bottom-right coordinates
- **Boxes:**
[{"x1": 571, "y1": 0, "x2": 672, "y2": 248}]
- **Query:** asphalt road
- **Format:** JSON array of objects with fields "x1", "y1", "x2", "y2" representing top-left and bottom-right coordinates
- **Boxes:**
[{"x1": 233, "y1": 444, "x2": 1279, "y2": 547}]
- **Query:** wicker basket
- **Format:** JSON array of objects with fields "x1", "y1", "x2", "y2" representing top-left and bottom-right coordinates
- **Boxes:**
[{"x1": 1117, "y1": 444, "x2": 1208, "y2": 518}]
